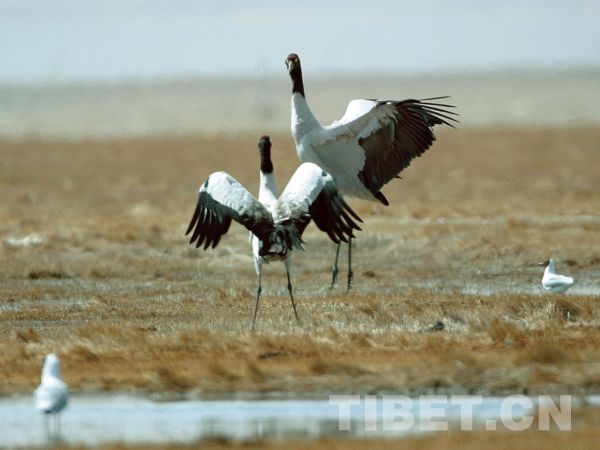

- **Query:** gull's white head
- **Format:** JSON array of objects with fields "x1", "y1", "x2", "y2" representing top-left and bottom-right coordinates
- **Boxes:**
[
  {"x1": 41, "y1": 353, "x2": 61, "y2": 381},
  {"x1": 538, "y1": 258, "x2": 556, "y2": 273}
]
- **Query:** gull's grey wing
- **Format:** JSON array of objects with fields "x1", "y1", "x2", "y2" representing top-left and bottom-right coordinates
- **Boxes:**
[{"x1": 543, "y1": 274, "x2": 574, "y2": 288}]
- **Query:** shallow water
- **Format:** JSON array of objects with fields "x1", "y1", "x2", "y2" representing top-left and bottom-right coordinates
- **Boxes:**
[{"x1": 0, "y1": 394, "x2": 596, "y2": 447}]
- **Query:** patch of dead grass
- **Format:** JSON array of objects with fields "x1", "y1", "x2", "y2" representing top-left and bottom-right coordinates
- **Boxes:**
[{"x1": 1, "y1": 128, "x2": 600, "y2": 400}]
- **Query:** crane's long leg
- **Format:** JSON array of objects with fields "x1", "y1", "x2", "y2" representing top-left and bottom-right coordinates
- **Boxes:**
[
  {"x1": 251, "y1": 272, "x2": 262, "y2": 331},
  {"x1": 285, "y1": 257, "x2": 299, "y2": 322},
  {"x1": 330, "y1": 243, "x2": 341, "y2": 289},
  {"x1": 286, "y1": 270, "x2": 299, "y2": 322},
  {"x1": 346, "y1": 237, "x2": 353, "y2": 293}
]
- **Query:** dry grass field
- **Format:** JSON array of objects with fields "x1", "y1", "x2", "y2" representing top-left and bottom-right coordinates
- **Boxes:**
[{"x1": 1, "y1": 126, "x2": 600, "y2": 447}]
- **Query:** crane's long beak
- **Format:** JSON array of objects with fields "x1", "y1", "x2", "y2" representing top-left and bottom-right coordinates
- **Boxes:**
[{"x1": 286, "y1": 58, "x2": 299, "y2": 72}]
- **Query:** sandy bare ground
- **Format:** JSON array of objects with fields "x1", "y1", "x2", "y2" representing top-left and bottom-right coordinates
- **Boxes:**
[{"x1": 1, "y1": 127, "x2": 600, "y2": 412}]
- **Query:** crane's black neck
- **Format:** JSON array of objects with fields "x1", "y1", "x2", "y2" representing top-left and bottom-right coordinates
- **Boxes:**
[
  {"x1": 259, "y1": 139, "x2": 273, "y2": 174},
  {"x1": 290, "y1": 66, "x2": 305, "y2": 97}
]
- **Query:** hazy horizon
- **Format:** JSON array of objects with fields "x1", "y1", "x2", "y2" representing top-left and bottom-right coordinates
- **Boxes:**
[
  {"x1": 2, "y1": 71, "x2": 600, "y2": 138},
  {"x1": 2, "y1": 1, "x2": 599, "y2": 138}
]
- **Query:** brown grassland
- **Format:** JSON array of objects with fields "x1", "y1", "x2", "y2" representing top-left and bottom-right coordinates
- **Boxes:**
[{"x1": 1, "y1": 126, "x2": 600, "y2": 447}]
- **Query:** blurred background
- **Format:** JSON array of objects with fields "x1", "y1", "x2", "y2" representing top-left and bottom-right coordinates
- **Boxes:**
[{"x1": 1, "y1": 0, "x2": 599, "y2": 138}]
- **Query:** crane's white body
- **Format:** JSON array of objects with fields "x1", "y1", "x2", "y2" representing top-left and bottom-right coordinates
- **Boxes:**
[
  {"x1": 541, "y1": 259, "x2": 574, "y2": 293},
  {"x1": 292, "y1": 93, "x2": 381, "y2": 200},
  {"x1": 188, "y1": 160, "x2": 359, "y2": 257},
  {"x1": 251, "y1": 168, "x2": 288, "y2": 273}
]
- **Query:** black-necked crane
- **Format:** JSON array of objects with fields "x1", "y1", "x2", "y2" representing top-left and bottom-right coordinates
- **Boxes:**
[
  {"x1": 186, "y1": 136, "x2": 362, "y2": 330},
  {"x1": 285, "y1": 53, "x2": 458, "y2": 291}
]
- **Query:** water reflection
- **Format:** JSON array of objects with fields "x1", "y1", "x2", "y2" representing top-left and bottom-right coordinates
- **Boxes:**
[{"x1": 0, "y1": 395, "x2": 596, "y2": 447}]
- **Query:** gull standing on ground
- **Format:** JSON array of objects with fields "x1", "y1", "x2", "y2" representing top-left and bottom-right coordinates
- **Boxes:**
[
  {"x1": 539, "y1": 258, "x2": 575, "y2": 293},
  {"x1": 285, "y1": 53, "x2": 458, "y2": 291},
  {"x1": 34, "y1": 353, "x2": 68, "y2": 436},
  {"x1": 186, "y1": 136, "x2": 362, "y2": 329}
]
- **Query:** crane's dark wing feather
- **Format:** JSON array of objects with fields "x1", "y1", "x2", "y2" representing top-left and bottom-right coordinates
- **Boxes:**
[
  {"x1": 355, "y1": 97, "x2": 458, "y2": 200},
  {"x1": 278, "y1": 163, "x2": 362, "y2": 245},
  {"x1": 186, "y1": 172, "x2": 272, "y2": 250}
]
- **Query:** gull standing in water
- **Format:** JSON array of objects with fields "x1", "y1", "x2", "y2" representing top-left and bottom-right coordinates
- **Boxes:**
[
  {"x1": 539, "y1": 258, "x2": 575, "y2": 293},
  {"x1": 34, "y1": 353, "x2": 68, "y2": 438}
]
